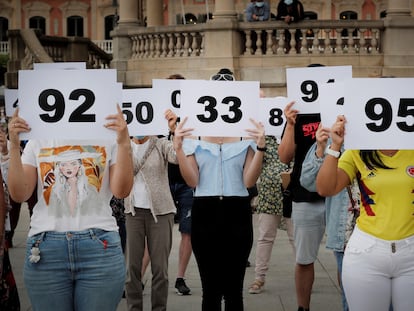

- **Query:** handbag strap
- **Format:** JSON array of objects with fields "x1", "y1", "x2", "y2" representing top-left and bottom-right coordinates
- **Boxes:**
[{"x1": 133, "y1": 137, "x2": 157, "y2": 175}]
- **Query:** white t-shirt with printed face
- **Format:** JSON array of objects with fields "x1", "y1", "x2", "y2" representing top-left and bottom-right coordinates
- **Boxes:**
[{"x1": 21, "y1": 140, "x2": 119, "y2": 236}]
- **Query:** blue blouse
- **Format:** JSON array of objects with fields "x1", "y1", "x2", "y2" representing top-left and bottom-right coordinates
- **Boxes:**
[{"x1": 183, "y1": 139, "x2": 256, "y2": 197}]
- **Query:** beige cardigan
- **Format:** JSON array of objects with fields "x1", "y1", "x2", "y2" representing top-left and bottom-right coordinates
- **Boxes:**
[{"x1": 124, "y1": 137, "x2": 178, "y2": 222}]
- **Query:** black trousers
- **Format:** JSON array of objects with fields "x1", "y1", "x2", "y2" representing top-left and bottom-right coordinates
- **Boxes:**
[{"x1": 191, "y1": 196, "x2": 253, "y2": 311}]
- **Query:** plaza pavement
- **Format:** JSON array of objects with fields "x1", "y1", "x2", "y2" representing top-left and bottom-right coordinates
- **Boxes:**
[{"x1": 9, "y1": 204, "x2": 343, "y2": 311}]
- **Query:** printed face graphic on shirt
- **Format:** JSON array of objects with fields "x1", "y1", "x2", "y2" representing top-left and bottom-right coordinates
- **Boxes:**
[{"x1": 39, "y1": 145, "x2": 107, "y2": 217}]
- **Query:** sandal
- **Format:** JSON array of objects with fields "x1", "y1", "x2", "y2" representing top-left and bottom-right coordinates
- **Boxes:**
[{"x1": 248, "y1": 280, "x2": 264, "y2": 294}]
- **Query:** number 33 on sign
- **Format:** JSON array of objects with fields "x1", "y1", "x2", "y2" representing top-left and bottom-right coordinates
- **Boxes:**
[
  {"x1": 179, "y1": 80, "x2": 260, "y2": 137},
  {"x1": 18, "y1": 69, "x2": 121, "y2": 140}
]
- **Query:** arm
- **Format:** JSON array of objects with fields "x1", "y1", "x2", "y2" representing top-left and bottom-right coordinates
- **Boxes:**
[
  {"x1": 260, "y1": 4, "x2": 271, "y2": 21},
  {"x1": 278, "y1": 101, "x2": 298, "y2": 164},
  {"x1": 107, "y1": 104, "x2": 134, "y2": 198},
  {"x1": 245, "y1": 4, "x2": 254, "y2": 22},
  {"x1": 243, "y1": 118, "x2": 266, "y2": 188},
  {"x1": 172, "y1": 116, "x2": 199, "y2": 188},
  {"x1": 0, "y1": 173, "x2": 6, "y2": 242},
  {"x1": 300, "y1": 124, "x2": 329, "y2": 192},
  {"x1": 7, "y1": 109, "x2": 37, "y2": 202},
  {"x1": 316, "y1": 116, "x2": 350, "y2": 196},
  {"x1": 0, "y1": 131, "x2": 9, "y2": 183}
]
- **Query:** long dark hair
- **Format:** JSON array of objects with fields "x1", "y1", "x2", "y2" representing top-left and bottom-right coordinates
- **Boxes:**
[{"x1": 359, "y1": 150, "x2": 393, "y2": 170}]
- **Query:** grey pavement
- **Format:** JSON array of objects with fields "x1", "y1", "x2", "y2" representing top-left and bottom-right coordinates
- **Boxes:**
[{"x1": 9, "y1": 204, "x2": 342, "y2": 311}]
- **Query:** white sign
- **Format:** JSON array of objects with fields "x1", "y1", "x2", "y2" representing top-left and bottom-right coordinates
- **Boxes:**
[
  {"x1": 4, "y1": 88, "x2": 18, "y2": 116},
  {"x1": 344, "y1": 78, "x2": 414, "y2": 149},
  {"x1": 180, "y1": 80, "x2": 260, "y2": 137},
  {"x1": 319, "y1": 82, "x2": 345, "y2": 128},
  {"x1": 121, "y1": 88, "x2": 169, "y2": 136},
  {"x1": 152, "y1": 79, "x2": 183, "y2": 116},
  {"x1": 286, "y1": 65, "x2": 352, "y2": 114},
  {"x1": 259, "y1": 97, "x2": 289, "y2": 139},
  {"x1": 18, "y1": 69, "x2": 120, "y2": 140},
  {"x1": 33, "y1": 62, "x2": 87, "y2": 70}
]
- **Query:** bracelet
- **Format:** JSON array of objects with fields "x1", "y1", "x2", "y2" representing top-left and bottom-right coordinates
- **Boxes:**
[{"x1": 256, "y1": 146, "x2": 267, "y2": 152}]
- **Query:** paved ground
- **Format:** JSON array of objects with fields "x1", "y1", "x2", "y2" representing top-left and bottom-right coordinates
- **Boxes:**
[{"x1": 9, "y1": 204, "x2": 343, "y2": 311}]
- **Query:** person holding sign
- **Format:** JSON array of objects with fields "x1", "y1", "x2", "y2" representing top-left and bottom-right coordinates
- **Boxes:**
[
  {"x1": 6, "y1": 106, "x2": 133, "y2": 311},
  {"x1": 300, "y1": 124, "x2": 355, "y2": 311},
  {"x1": 316, "y1": 115, "x2": 414, "y2": 311},
  {"x1": 278, "y1": 101, "x2": 324, "y2": 311},
  {"x1": 171, "y1": 111, "x2": 266, "y2": 310},
  {"x1": 123, "y1": 132, "x2": 178, "y2": 311},
  {"x1": 248, "y1": 90, "x2": 295, "y2": 295}
]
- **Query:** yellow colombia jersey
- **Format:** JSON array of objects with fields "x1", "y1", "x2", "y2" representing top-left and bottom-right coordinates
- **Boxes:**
[{"x1": 339, "y1": 150, "x2": 414, "y2": 241}]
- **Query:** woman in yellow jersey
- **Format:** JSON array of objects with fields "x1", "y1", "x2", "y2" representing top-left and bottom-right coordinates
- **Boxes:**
[{"x1": 316, "y1": 115, "x2": 414, "y2": 311}]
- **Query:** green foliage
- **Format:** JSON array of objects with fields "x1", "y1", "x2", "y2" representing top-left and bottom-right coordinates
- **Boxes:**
[{"x1": 0, "y1": 54, "x2": 8, "y2": 68}]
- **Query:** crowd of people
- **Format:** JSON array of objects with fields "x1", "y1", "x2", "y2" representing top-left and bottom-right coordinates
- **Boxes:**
[{"x1": 0, "y1": 66, "x2": 412, "y2": 311}]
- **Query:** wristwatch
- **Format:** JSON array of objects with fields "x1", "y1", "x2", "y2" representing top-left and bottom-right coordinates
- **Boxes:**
[{"x1": 325, "y1": 145, "x2": 341, "y2": 158}]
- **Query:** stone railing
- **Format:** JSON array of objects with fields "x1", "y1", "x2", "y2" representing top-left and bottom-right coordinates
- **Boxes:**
[
  {"x1": 123, "y1": 19, "x2": 384, "y2": 59},
  {"x1": 94, "y1": 40, "x2": 113, "y2": 54},
  {"x1": 239, "y1": 19, "x2": 384, "y2": 55},
  {"x1": 0, "y1": 41, "x2": 8, "y2": 55},
  {"x1": 5, "y1": 29, "x2": 112, "y2": 88},
  {"x1": 128, "y1": 24, "x2": 205, "y2": 59},
  {"x1": 0, "y1": 40, "x2": 113, "y2": 55}
]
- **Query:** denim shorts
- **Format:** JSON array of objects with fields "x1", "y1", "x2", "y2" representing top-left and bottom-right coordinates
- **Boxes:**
[
  {"x1": 170, "y1": 183, "x2": 193, "y2": 234},
  {"x1": 24, "y1": 229, "x2": 126, "y2": 311},
  {"x1": 292, "y1": 201, "x2": 326, "y2": 265}
]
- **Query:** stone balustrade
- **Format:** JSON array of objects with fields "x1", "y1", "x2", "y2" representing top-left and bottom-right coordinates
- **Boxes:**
[{"x1": 123, "y1": 20, "x2": 384, "y2": 59}]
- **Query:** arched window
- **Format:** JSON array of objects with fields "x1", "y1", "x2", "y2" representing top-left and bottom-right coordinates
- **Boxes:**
[
  {"x1": 176, "y1": 13, "x2": 198, "y2": 25},
  {"x1": 340, "y1": 11, "x2": 358, "y2": 37},
  {"x1": 304, "y1": 11, "x2": 318, "y2": 20},
  {"x1": 29, "y1": 16, "x2": 46, "y2": 35},
  {"x1": 185, "y1": 13, "x2": 197, "y2": 24},
  {"x1": 67, "y1": 15, "x2": 84, "y2": 37},
  {"x1": 0, "y1": 17, "x2": 8, "y2": 41},
  {"x1": 340, "y1": 11, "x2": 358, "y2": 20},
  {"x1": 104, "y1": 15, "x2": 117, "y2": 39}
]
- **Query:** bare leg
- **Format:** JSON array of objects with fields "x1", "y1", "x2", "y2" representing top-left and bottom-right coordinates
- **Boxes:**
[{"x1": 295, "y1": 263, "x2": 314, "y2": 309}]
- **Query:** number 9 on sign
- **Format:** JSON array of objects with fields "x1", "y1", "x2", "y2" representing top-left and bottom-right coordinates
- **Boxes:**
[
  {"x1": 365, "y1": 98, "x2": 414, "y2": 132},
  {"x1": 39, "y1": 88, "x2": 96, "y2": 123}
]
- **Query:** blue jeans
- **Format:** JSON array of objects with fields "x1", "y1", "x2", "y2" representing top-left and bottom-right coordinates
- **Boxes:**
[
  {"x1": 170, "y1": 183, "x2": 193, "y2": 234},
  {"x1": 24, "y1": 229, "x2": 126, "y2": 311}
]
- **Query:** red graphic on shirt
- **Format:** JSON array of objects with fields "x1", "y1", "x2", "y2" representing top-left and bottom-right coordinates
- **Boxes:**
[
  {"x1": 302, "y1": 122, "x2": 320, "y2": 139},
  {"x1": 358, "y1": 180, "x2": 376, "y2": 216},
  {"x1": 407, "y1": 166, "x2": 414, "y2": 177}
]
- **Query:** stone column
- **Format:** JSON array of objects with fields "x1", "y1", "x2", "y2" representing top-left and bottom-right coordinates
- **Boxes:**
[
  {"x1": 202, "y1": 0, "x2": 240, "y2": 77},
  {"x1": 386, "y1": 0, "x2": 411, "y2": 16},
  {"x1": 111, "y1": 0, "x2": 140, "y2": 84},
  {"x1": 118, "y1": 0, "x2": 139, "y2": 25},
  {"x1": 382, "y1": 0, "x2": 414, "y2": 76},
  {"x1": 146, "y1": 0, "x2": 163, "y2": 26},
  {"x1": 213, "y1": 0, "x2": 237, "y2": 20}
]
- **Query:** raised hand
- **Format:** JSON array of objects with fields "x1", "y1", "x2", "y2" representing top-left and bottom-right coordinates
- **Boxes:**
[{"x1": 104, "y1": 104, "x2": 130, "y2": 145}]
